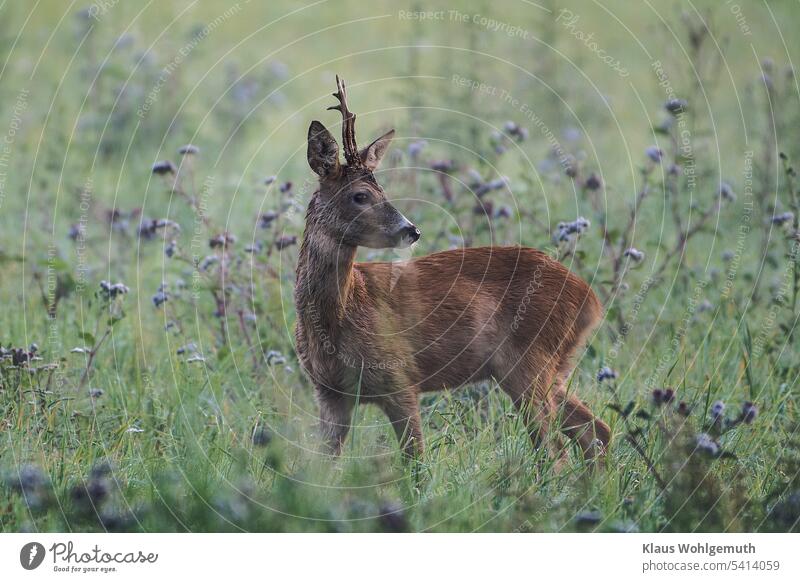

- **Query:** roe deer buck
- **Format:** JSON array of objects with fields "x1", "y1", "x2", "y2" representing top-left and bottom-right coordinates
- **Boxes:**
[{"x1": 295, "y1": 76, "x2": 610, "y2": 465}]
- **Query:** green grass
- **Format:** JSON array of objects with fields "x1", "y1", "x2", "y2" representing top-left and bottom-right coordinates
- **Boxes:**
[{"x1": 1, "y1": 0, "x2": 799, "y2": 532}]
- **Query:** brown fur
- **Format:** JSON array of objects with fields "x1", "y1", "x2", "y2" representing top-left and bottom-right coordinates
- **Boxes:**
[{"x1": 295, "y1": 80, "x2": 610, "y2": 464}]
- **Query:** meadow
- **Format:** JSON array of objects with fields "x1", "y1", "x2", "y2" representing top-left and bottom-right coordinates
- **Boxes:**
[{"x1": 1, "y1": 0, "x2": 799, "y2": 532}]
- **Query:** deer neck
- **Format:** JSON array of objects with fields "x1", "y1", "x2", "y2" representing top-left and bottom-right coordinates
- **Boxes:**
[{"x1": 295, "y1": 205, "x2": 358, "y2": 332}]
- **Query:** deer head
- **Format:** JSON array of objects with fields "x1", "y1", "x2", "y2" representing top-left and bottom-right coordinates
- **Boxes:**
[{"x1": 306, "y1": 76, "x2": 420, "y2": 249}]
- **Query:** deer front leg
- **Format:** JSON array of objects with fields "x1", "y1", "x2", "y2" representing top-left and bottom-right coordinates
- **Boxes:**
[
  {"x1": 317, "y1": 389, "x2": 355, "y2": 456},
  {"x1": 380, "y1": 394, "x2": 424, "y2": 459}
]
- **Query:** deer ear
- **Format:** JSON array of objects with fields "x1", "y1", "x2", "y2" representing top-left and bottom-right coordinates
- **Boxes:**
[
  {"x1": 307, "y1": 121, "x2": 340, "y2": 177},
  {"x1": 360, "y1": 129, "x2": 395, "y2": 171}
]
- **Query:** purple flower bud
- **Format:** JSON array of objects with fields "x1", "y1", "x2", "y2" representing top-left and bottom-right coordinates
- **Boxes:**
[
  {"x1": 665, "y1": 98, "x2": 688, "y2": 116},
  {"x1": 742, "y1": 401, "x2": 758, "y2": 424},
  {"x1": 651, "y1": 388, "x2": 664, "y2": 405},
  {"x1": 710, "y1": 400, "x2": 725, "y2": 423},
  {"x1": 597, "y1": 366, "x2": 618, "y2": 382},
  {"x1": 695, "y1": 432, "x2": 720, "y2": 456},
  {"x1": 178, "y1": 144, "x2": 199, "y2": 156},
  {"x1": 151, "y1": 160, "x2": 176, "y2": 175},
  {"x1": 645, "y1": 146, "x2": 663, "y2": 163}
]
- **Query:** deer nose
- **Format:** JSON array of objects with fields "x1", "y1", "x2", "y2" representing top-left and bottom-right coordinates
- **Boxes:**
[{"x1": 400, "y1": 224, "x2": 421, "y2": 243}]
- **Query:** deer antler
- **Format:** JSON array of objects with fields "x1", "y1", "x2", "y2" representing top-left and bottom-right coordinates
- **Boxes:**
[{"x1": 327, "y1": 75, "x2": 361, "y2": 168}]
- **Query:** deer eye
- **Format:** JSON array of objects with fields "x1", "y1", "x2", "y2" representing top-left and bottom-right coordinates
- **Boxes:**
[{"x1": 352, "y1": 191, "x2": 369, "y2": 205}]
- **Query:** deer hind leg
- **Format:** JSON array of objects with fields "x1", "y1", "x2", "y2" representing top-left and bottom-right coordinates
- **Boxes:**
[
  {"x1": 379, "y1": 392, "x2": 424, "y2": 459},
  {"x1": 498, "y1": 361, "x2": 566, "y2": 466},
  {"x1": 317, "y1": 390, "x2": 355, "y2": 456}
]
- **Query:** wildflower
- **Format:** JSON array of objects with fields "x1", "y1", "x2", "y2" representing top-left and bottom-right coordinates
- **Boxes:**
[
  {"x1": 151, "y1": 160, "x2": 176, "y2": 175},
  {"x1": 719, "y1": 182, "x2": 736, "y2": 202},
  {"x1": 695, "y1": 433, "x2": 720, "y2": 456},
  {"x1": 152, "y1": 290, "x2": 168, "y2": 308},
  {"x1": 503, "y1": 121, "x2": 528, "y2": 142},
  {"x1": 475, "y1": 176, "x2": 509, "y2": 197},
  {"x1": 575, "y1": 510, "x2": 603, "y2": 525},
  {"x1": 495, "y1": 205, "x2": 512, "y2": 219},
  {"x1": 378, "y1": 501, "x2": 408, "y2": 533},
  {"x1": 697, "y1": 299, "x2": 713, "y2": 313},
  {"x1": 667, "y1": 163, "x2": 682, "y2": 176},
  {"x1": 176, "y1": 343, "x2": 198, "y2": 355},
  {"x1": 274, "y1": 235, "x2": 297, "y2": 250},
  {"x1": 655, "y1": 117, "x2": 674, "y2": 135},
  {"x1": 722, "y1": 250, "x2": 735, "y2": 262},
  {"x1": 474, "y1": 200, "x2": 493, "y2": 217},
  {"x1": 164, "y1": 239, "x2": 178, "y2": 258},
  {"x1": 5, "y1": 464, "x2": 47, "y2": 495},
  {"x1": 741, "y1": 401, "x2": 758, "y2": 424},
  {"x1": 209, "y1": 232, "x2": 236, "y2": 249},
  {"x1": 71, "y1": 475, "x2": 110, "y2": 507},
  {"x1": 645, "y1": 146, "x2": 663, "y2": 163},
  {"x1": 68, "y1": 224, "x2": 82, "y2": 240},
  {"x1": 554, "y1": 217, "x2": 590, "y2": 243},
  {"x1": 710, "y1": 400, "x2": 725, "y2": 424},
  {"x1": 430, "y1": 160, "x2": 455, "y2": 172},
  {"x1": 466, "y1": 168, "x2": 484, "y2": 187},
  {"x1": 564, "y1": 156, "x2": 579, "y2": 178},
  {"x1": 259, "y1": 211, "x2": 279, "y2": 228},
  {"x1": 266, "y1": 350, "x2": 286, "y2": 366},
  {"x1": 665, "y1": 98, "x2": 688, "y2": 116},
  {"x1": 263, "y1": 175, "x2": 277, "y2": 186},
  {"x1": 597, "y1": 366, "x2": 618, "y2": 382},
  {"x1": 89, "y1": 388, "x2": 104, "y2": 398},
  {"x1": 244, "y1": 242, "x2": 263, "y2": 253},
  {"x1": 186, "y1": 354, "x2": 206, "y2": 364},
  {"x1": 623, "y1": 247, "x2": 645, "y2": 262},
  {"x1": 772, "y1": 211, "x2": 794, "y2": 226},
  {"x1": 677, "y1": 401, "x2": 691, "y2": 416},
  {"x1": 279, "y1": 181, "x2": 293, "y2": 194},
  {"x1": 251, "y1": 425, "x2": 272, "y2": 447},
  {"x1": 407, "y1": 140, "x2": 427, "y2": 159},
  {"x1": 178, "y1": 144, "x2": 199, "y2": 156},
  {"x1": 662, "y1": 388, "x2": 675, "y2": 403},
  {"x1": 584, "y1": 173, "x2": 602, "y2": 191},
  {"x1": 651, "y1": 388, "x2": 664, "y2": 405},
  {"x1": 99, "y1": 280, "x2": 129, "y2": 299},
  {"x1": 199, "y1": 255, "x2": 219, "y2": 271}
]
